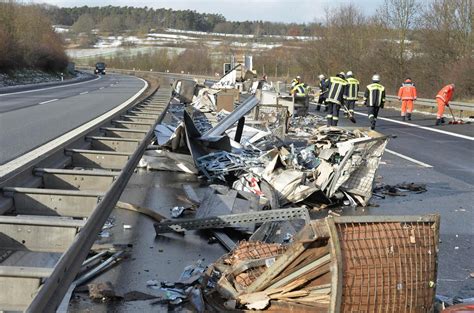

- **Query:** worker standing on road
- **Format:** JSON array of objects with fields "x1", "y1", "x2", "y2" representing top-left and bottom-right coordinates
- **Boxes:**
[
  {"x1": 398, "y1": 78, "x2": 417, "y2": 121},
  {"x1": 364, "y1": 74, "x2": 386, "y2": 130},
  {"x1": 316, "y1": 74, "x2": 329, "y2": 111},
  {"x1": 290, "y1": 75, "x2": 301, "y2": 94},
  {"x1": 344, "y1": 71, "x2": 359, "y2": 116},
  {"x1": 290, "y1": 81, "x2": 307, "y2": 97},
  {"x1": 325, "y1": 72, "x2": 347, "y2": 126},
  {"x1": 435, "y1": 84, "x2": 455, "y2": 126}
]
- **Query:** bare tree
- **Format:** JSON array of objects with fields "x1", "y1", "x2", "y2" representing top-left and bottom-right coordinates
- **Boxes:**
[{"x1": 378, "y1": 0, "x2": 420, "y2": 82}]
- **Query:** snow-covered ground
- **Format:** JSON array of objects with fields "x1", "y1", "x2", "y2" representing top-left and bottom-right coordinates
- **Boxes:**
[
  {"x1": 89, "y1": 33, "x2": 283, "y2": 50},
  {"x1": 67, "y1": 46, "x2": 185, "y2": 61},
  {"x1": 165, "y1": 28, "x2": 317, "y2": 41},
  {"x1": 53, "y1": 25, "x2": 70, "y2": 33}
]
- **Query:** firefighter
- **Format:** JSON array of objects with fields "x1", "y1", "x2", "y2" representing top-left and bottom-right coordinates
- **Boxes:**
[
  {"x1": 316, "y1": 74, "x2": 329, "y2": 111},
  {"x1": 325, "y1": 72, "x2": 347, "y2": 126},
  {"x1": 344, "y1": 71, "x2": 359, "y2": 116},
  {"x1": 435, "y1": 84, "x2": 455, "y2": 126},
  {"x1": 364, "y1": 74, "x2": 386, "y2": 130},
  {"x1": 290, "y1": 81, "x2": 307, "y2": 97},
  {"x1": 290, "y1": 80, "x2": 309, "y2": 115},
  {"x1": 290, "y1": 75, "x2": 301, "y2": 94},
  {"x1": 398, "y1": 78, "x2": 417, "y2": 121}
]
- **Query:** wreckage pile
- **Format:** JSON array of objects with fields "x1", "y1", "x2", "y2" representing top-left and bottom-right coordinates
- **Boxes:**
[
  {"x1": 148, "y1": 85, "x2": 389, "y2": 209},
  {"x1": 137, "y1": 77, "x2": 440, "y2": 311},
  {"x1": 152, "y1": 216, "x2": 440, "y2": 312}
]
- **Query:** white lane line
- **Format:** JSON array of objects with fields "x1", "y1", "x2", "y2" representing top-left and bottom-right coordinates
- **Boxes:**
[
  {"x1": 38, "y1": 99, "x2": 59, "y2": 105},
  {"x1": 353, "y1": 111, "x2": 474, "y2": 141},
  {"x1": 385, "y1": 149, "x2": 433, "y2": 168},
  {"x1": 0, "y1": 76, "x2": 101, "y2": 97},
  {"x1": 0, "y1": 77, "x2": 148, "y2": 179},
  {"x1": 79, "y1": 91, "x2": 89, "y2": 95},
  {"x1": 99, "y1": 87, "x2": 105, "y2": 90}
]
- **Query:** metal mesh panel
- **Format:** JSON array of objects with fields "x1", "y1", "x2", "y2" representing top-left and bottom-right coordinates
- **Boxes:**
[
  {"x1": 330, "y1": 136, "x2": 388, "y2": 203},
  {"x1": 337, "y1": 221, "x2": 437, "y2": 313}
]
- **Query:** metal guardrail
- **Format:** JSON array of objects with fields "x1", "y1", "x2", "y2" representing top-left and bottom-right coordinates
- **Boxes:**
[
  {"x1": 0, "y1": 72, "x2": 175, "y2": 311},
  {"x1": 276, "y1": 82, "x2": 474, "y2": 114},
  {"x1": 25, "y1": 88, "x2": 171, "y2": 312},
  {"x1": 371, "y1": 93, "x2": 474, "y2": 113}
]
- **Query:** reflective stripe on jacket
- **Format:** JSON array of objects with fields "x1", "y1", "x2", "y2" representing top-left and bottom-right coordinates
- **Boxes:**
[
  {"x1": 326, "y1": 76, "x2": 347, "y2": 105},
  {"x1": 364, "y1": 83, "x2": 386, "y2": 107},
  {"x1": 291, "y1": 83, "x2": 307, "y2": 96},
  {"x1": 291, "y1": 79, "x2": 299, "y2": 88},
  {"x1": 398, "y1": 83, "x2": 417, "y2": 100},
  {"x1": 436, "y1": 84, "x2": 454, "y2": 104},
  {"x1": 344, "y1": 77, "x2": 359, "y2": 100}
]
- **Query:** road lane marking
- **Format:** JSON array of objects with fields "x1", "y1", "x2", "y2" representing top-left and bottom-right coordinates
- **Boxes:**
[
  {"x1": 385, "y1": 149, "x2": 433, "y2": 168},
  {"x1": 0, "y1": 76, "x2": 101, "y2": 97},
  {"x1": 353, "y1": 111, "x2": 474, "y2": 141},
  {"x1": 99, "y1": 87, "x2": 105, "y2": 90},
  {"x1": 38, "y1": 99, "x2": 59, "y2": 105},
  {"x1": 0, "y1": 77, "x2": 148, "y2": 179},
  {"x1": 79, "y1": 91, "x2": 89, "y2": 95}
]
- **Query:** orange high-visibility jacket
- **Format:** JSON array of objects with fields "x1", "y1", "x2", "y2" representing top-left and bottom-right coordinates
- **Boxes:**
[
  {"x1": 436, "y1": 84, "x2": 454, "y2": 104},
  {"x1": 398, "y1": 82, "x2": 417, "y2": 100}
]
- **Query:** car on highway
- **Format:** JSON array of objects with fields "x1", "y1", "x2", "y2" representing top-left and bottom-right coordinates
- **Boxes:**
[{"x1": 94, "y1": 62, "x2": 106, "y2": 75}]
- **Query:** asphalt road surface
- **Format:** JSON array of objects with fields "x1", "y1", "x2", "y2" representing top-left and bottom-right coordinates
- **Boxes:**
[
  {"x1": 313, "y1": 104, "x2": 474, "y2": 297},
  {"x1": 0, "y1": 73, "x2": 146, "y2": 164}
]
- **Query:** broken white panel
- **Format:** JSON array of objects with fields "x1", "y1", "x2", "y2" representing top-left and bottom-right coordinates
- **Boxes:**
[
  {"x1": 336, "y1": 137, "x2": 370, "y2": 157},
  {"x1": 213, "y1": 68, "x2": 237, "y2": 89},
  {"x1": 226, "y1": 125, "x2": 271, "y2": 147},
  {"x1": 244, "y1": 55, "x2": 253, "y2": 71},
  {"x1": 155, "y1": 124, "x2": 177, "y2": 145},
  {"x1": 261, "y1": 91, "x2": 278, "y2": 104},
  {"x1": 315, "y1": 160, "x2": 334, "y2": 189},
  {"x1": 192, "y1": 92, "x2": 216, "y2": 112},
  {"x1": 138, "y1": 150, "x2": 197, "y2": 174},
  {"x1": 267, "y1": 169, "x2": 318, "y2": 204}
]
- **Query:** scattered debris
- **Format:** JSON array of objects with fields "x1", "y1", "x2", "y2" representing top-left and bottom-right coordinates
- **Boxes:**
[
  {"x1": 157, "y1": 215, "x2": 439, "y2": 312},
  {"x1": 123, "y1": 291, "x2": 160, "y2": 302},
  {"x1": 171, "y1": 206, "x2": 186, "y2": 218},
  {"x1": 116, "y1": 201, "x2": 166, "y2": 222},
  {"x1": 88, "y1": 281, "x2": 121, "y2": 301},
  {"x1": 374, "y1": 182, "x2": 427, "y2": 197}
]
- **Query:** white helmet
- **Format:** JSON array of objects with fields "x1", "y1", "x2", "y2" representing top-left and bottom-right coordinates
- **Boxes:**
[
  {"x1": 372, "y1": 74, "x2": 380, "y2": 82},
  {"x1": 346, "y1": 71, "x2": 353, "y2": 77},
  {"x1": 318, "y1": 74, "x2": 325, "y2": 80},
  {"x1": 296, "y1": 75, "x2": 301, "y2": 80},
  {"x1": 338, "y1": 72, "x2": 346, "y2": 78}
]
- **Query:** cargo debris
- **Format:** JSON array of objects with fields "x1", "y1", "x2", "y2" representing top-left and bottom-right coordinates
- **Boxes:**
[{"x1": 156, "y1": 215, "x2": 439, "y2": 312}]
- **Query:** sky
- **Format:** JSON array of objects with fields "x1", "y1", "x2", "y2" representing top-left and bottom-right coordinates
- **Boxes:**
[{"x1": 30, "y1": 0, "x2": 385, "y2": 23}]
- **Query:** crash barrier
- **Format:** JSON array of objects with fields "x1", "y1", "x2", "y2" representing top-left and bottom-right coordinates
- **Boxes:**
[{"x1": 0, "y1": 76, "x2": 172, "y2": 311}]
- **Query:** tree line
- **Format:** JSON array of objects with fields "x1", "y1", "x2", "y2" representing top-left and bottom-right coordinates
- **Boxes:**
[
  {"x1": 256, "y1": 0, "x2": 473, "y2": 99},
  {"x1": 0, "y1": 2, "x2": 68, "y2": 72},
  {"x1": 41, "y1": 5, "x2": 317, "y2": 36}
]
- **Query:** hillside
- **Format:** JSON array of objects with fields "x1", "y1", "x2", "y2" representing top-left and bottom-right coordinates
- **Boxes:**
[{"x1": 0, "y1": 2, "x2": 68, "y2": 73}]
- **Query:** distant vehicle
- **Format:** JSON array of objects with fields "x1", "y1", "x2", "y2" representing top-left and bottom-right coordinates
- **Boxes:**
[{"x1": 94, "y1": 62, "x2": 106, "y2": 75}]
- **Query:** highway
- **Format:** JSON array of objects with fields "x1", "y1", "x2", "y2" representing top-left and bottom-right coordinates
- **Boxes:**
[
  {"x1": 0, "y1": 73, "x2": 146, "y2": 164},
  {"x1": 312, "y1": 105, "x2": 474, "y2": 297}
]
